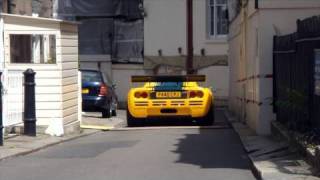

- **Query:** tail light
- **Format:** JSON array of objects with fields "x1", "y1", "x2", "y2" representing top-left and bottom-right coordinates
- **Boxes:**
[
  {"x1": 134, "y1": 92, "x2": 141, "y2": 98},
  {"x1": 134, "y1": 91, "x2": 149, "y2": 99},
  {"x1": 141, "y1": 92, "x2": 148, "y2": 98},
  {"x1": 196, "y1": 91, "x2": 204, "y2": 98},
  {"x1": 99, "y1": 84, "x2": 108, "y2": 96},
  {"x1": 189, "y1": 90, "x2": 204, "y2": 98},
  {"x1": 189, "y1": 91, "x2": 197, "y2": 98}
]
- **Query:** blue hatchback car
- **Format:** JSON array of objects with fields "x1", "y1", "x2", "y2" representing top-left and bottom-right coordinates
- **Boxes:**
[{"x1": 81, "y1": 69, "x2": 118, "y2": 118}]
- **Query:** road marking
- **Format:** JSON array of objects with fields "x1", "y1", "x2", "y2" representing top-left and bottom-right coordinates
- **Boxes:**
[{"x1": 80, "y1": 125, "x2": 114, "y2": 130}]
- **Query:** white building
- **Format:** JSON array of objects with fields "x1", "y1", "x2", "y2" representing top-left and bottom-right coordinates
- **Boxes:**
[
  {"x1": 228, "y1": 0, "x2": 320, "y2": 135},
  {"x1": 119, "y1": 0, "x2": 230, "y2": 107}
]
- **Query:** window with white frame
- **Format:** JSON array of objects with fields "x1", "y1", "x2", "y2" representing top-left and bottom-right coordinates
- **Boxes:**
[
  {"x1": 10, "y1": 34, "x2": 56, "y2": 64},
  {"x1": 208, "y1": 0, "x2": 228, "y2": 38}
]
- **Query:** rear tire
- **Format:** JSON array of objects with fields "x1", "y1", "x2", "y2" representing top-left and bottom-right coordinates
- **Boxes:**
[
  {"x1": 198, "y1": 103, "x2": 215, "y2": 126},
  {"x1": 112, "y1": 110, "x2": 117, "y2": 117},
  {"x1": 111, "y1": 99, "x2": 118, "y2": 117},
  {"x1": 127, "y1": 109, "x2": 144, "y2": 127},
  {"x1": 102, "y1": 109, "x2": 111, "y2": 118}
]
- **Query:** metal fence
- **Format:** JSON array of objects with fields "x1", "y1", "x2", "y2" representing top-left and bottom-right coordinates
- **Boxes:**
[{"x1": 273, "y1": 16, "x2": 320, "y2": 132}]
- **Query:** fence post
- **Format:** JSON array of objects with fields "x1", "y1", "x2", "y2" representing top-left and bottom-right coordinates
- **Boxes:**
[
  {"x1": 273, "y1": 36, "x2": 277, "y2": 114},
  {"x1": 23, "y1": 69, "x2": 36, "y2": 136},
  {"x1": 0, "y1": 72, "x2": 3, "y2": 146}
]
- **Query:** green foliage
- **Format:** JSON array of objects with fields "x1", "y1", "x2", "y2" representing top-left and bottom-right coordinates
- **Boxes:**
[{"x1": 275, "y1": 88, "x2": 308, "y2": 115}]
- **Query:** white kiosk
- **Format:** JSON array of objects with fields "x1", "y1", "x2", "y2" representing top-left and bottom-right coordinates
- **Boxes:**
[{"x1": 0, "y1": 13, "x2": 80, "y2": 135}]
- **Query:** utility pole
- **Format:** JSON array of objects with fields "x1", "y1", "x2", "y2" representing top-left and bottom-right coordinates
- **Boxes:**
[{"x1": 186, "y1": 0, "x2": 194, "y2": 75}]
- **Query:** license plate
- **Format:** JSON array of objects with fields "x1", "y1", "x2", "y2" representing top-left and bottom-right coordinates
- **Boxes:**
[
  {"x1": 82, "y1": 89, "x2": 89, "y2": 94},
  {"x1": 156, "y1": 92, "x2": 181, "y2": 98}
]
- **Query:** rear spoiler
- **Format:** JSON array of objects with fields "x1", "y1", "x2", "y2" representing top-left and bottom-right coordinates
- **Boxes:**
[{"x1": 131, "y1": 75, "x2": 206, "y2": 83}]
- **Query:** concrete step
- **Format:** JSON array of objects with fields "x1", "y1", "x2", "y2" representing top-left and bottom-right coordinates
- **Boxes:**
[{"x1": 5, "y1": 125, "x2": 48, "y2": 135}]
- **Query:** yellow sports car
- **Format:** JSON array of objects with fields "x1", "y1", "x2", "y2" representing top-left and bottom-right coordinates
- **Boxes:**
[{"x1": 127, "y1": 75, "x2": 215, "y2": 126}]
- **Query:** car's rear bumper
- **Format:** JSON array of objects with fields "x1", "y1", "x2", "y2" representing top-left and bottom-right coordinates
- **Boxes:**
[
  {"x1": 128, "y1": 99, "x2": 212, "y2": 118},
  {"x1": 82, "y1": 96, "x2": 108, "y2": 110}
]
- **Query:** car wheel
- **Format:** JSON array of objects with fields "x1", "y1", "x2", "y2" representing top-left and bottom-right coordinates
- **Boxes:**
[
  {"x1": 112, "y1": 109, "x2": 117, "y2": 117},
  {"x1": 111, "y1": 99, "x2": 117, "y2": 117},
  {"x1": 102, "y1": 109, "x2": 111, "y2": 118},
  {"x1": 211, "y1": 104, "x2": 215, "y2": 124},
  {"x1": 126, "y1": 109, "x2": 144, "y2": 127},
  {"x1": 199, "y1": 103, "x2": 215, "y2": 126}
]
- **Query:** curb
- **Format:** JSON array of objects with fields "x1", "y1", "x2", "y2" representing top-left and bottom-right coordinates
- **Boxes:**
[
  {"x1": 271, "y1": 120, "x2": 320, "y2": 171},
  {"x1": 80, "y1": 116, "x2": 125, "y2": 131},
  {"x1": 222, "y1": 110, "x2": 262, "y2": 180},
  {"x1": 0, "y1": 130, "x2": 99, "y2": 162},
  {"x1": 250, "y1": 160, "x2": 263, "y2": 180}
]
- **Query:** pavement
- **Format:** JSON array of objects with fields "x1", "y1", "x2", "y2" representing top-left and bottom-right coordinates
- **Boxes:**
[
  {"x1": 0, "y1": 110, "x2": 256, "y2": 180},
  {"x1": 0, "y1": 111, "x2": 126, "y2": 162},
  {"x1": 81, "y1": 110, "x2": 126, "y2": 130},
  {"x1": 224, "y1": 110, "x2": 320, "y2": 180},
  {"x1": 0, "y1": 129, "x2": 99, "y2": 161}
]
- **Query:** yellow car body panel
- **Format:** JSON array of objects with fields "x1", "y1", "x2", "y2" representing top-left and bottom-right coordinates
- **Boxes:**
[{"x1": 127, "y1": 82, "x2": 214, "y2": 119}]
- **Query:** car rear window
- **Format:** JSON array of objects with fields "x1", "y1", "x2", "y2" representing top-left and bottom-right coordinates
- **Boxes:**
[{"x1": 82, "y1": 71, "x2": 102, "y2": 82}]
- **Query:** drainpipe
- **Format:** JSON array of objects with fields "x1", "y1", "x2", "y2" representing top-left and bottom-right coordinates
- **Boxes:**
[
  {"x1": 240, "y1": 2, "x2": 248, "y2": 123},
  {"x1": 186, "y1": 0, "x2": 194, "y2": 75}
]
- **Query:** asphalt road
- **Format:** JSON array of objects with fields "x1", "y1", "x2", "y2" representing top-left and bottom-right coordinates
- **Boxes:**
[{"x1": 0, "y1": 110, "x2": 256, "y2": 180}]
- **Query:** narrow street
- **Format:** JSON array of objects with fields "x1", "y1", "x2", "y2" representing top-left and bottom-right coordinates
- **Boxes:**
[
  {"x1": 0, "y1": 1, "x2": 319, "y2": 180},
  {"x1": 0, "y1": 110, "x2": 256, "y2": 180}
]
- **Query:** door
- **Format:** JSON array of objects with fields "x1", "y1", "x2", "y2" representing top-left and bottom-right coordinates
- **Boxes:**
[{"x1": 2, "y1": 70, "x2": 24, "y2": 127}]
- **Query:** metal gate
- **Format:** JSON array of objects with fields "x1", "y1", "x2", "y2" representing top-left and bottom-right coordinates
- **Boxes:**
[
  {"x1": 273, "y1": 16, "x2": 320, "y2": 131},
  {"x1": 2, "y1": 70, "x2": 24, "y2": 127}
]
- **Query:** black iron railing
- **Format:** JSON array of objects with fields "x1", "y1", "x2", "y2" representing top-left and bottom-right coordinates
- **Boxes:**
[{"x1": 273, "y1": 16, "x2": 320, "y2": 132}]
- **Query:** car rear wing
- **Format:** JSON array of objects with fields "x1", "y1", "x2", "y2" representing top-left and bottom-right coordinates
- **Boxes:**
[{"x1": 131, "y1": 75, "x2": 206, "y2": 83}]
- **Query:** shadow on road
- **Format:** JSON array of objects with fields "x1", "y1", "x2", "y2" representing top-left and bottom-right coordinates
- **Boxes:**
[
  {"x1": 37, "y1": 140, "x2": 140, "y2": 159},
  {"x1": 172, "y1": 110, "x2": 252, "y2": 170}
]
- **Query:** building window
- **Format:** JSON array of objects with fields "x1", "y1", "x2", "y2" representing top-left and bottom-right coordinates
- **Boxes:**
[
  {"x1": 10, "y1": 34, "x2": 56, "y2": 64},
  {"x1": 207, "y1": 0, "x2": 228, "y2": 38}
]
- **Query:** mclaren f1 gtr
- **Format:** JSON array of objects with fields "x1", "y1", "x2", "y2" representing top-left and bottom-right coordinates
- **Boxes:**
[{"x1": 127, "y1": 75, "x2": 215, "y2": 126}]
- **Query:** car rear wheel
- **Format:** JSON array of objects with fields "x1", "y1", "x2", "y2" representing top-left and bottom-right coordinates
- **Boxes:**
[
  {"x1": 127, "y1": 109, "x2": 145, "y2": 127},
  {"x1": 102, "y1": 109, "x2": 111, "y2": 118},
  {"x1": 198, "y1": 103, "x2": 215, "y2": 126},
  {"x1": 112, "y1": 110, "x2": 117, "y2": 117},
  {"x1": 111, "y1": 99, "x2": 117, "y2": 117}
]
